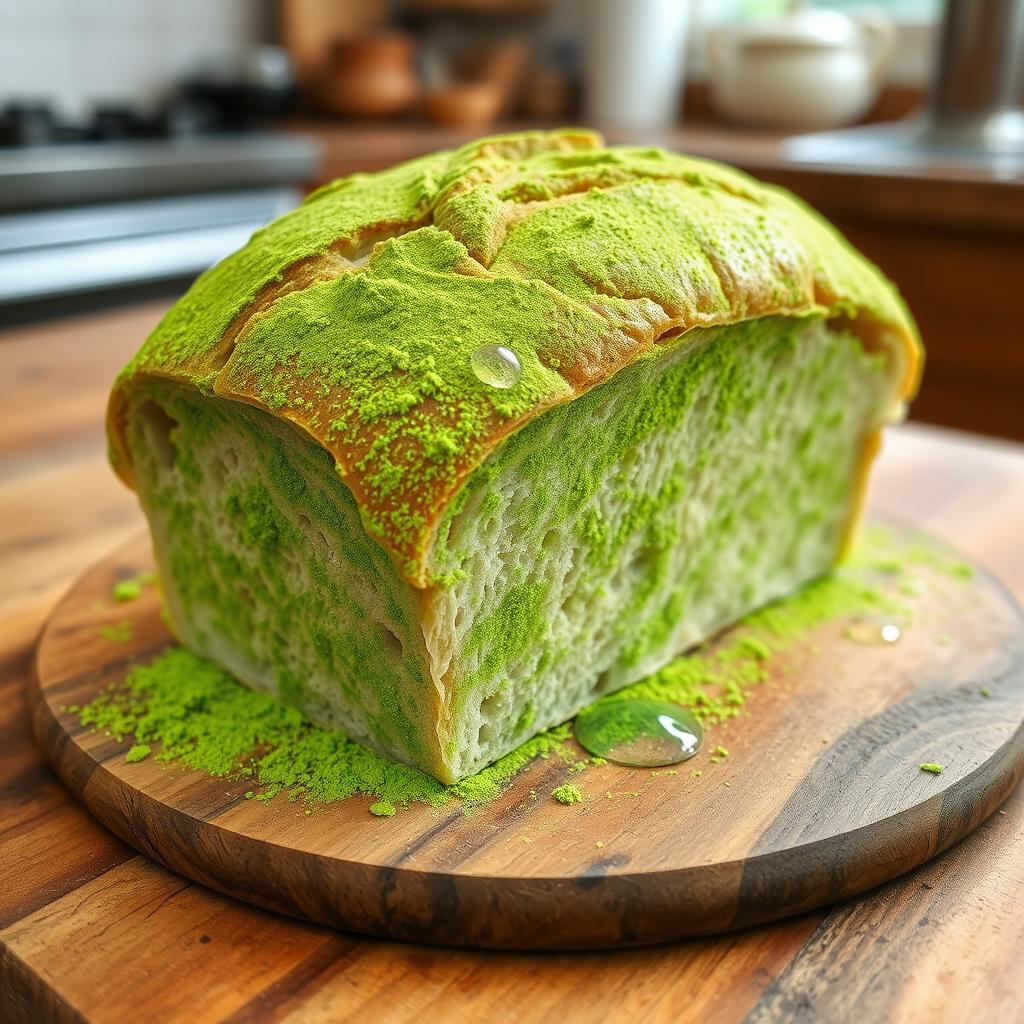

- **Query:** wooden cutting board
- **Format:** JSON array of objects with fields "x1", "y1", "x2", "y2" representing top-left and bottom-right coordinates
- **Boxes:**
[{"x1": 29, "y1": 525, "x2": 1024, "y2": 951}]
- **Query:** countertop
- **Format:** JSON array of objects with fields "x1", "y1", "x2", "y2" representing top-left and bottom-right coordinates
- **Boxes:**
[{"x1": 2, "y1": 302, "x2": 1024, "y2": 1023}]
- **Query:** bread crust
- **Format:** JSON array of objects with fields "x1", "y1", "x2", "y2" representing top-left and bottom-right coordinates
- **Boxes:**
[{"x1": 108, "y1": 129, "x2": 921, "y2": 587}]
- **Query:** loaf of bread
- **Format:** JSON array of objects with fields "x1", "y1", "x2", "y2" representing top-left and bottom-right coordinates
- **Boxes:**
[{"x1": 108, "y1": 129, "x2": 921, "y2": 784}]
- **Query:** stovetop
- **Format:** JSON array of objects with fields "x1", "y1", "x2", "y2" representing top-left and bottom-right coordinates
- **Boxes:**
[
  {"x1": 0, "y1": 99, "x2": 319, "y2": 211},
  {"x1": 0, "y1": 100, "x2": 320, "y2": 317},
  {"x1": 0, "y1": 133, "x2": 321, "y2": 211}
]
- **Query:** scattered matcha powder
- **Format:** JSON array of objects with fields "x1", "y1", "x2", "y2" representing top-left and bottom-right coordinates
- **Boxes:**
[
  {"x1": 906, "y1": 545, "x2": 973, "y2": 581},
  {"x1": 70, "y1": 527, "x2": 966, "y2": 816},
  {"x1": 75, "y1": 646, "x2": 580, "y2": 816},
  {"x1": 112, "y1": 571, "x2": 156, "y2": 602},
  {"x1": 112, "y1": 579, "x2": 142, "y2": 602},
  {"x1": 552, "y1": 783, "x2": 584, "y2": 805},
  {"x1": 99, "y1": 620, "x2": 133, "y2": 643},
  {"x1": 919, "y1": 763, "x2": 944, "y2": 775},
  {"x1": 603, "y1": 537, "x2": 908, "y2": 727}
]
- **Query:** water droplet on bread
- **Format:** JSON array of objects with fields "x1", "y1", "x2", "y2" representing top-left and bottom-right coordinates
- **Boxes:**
[{"x1": 471, "y1": 345, "x2": 522, "y2": 388}]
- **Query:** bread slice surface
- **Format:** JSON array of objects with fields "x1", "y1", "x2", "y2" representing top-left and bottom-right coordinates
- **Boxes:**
[{"x1": 123, "y1": 312, "x2": 893, "y2": 782}]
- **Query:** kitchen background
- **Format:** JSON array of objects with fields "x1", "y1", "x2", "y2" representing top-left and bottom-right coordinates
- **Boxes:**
[{"x1": 1, "y1": 0, "x2": 1021, "y2": 440}]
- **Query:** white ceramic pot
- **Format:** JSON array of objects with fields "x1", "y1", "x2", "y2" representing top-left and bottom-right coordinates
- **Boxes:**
[{"x1": 708, "y1": 9, "x2": 895, "y2": 131}]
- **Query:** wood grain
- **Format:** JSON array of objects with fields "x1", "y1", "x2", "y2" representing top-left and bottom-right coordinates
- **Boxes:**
[
  {"x1": 5, "y1": 303, "x2": 1024, "y2": 1021},
  {"x1": 26, "y1": 523, "x2": 1024, "y2": 950}
]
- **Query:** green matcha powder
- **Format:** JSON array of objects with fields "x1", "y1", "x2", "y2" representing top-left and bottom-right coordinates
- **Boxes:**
[{"x1": 71, "y1": 527, "x2": 968, "y2": 815}]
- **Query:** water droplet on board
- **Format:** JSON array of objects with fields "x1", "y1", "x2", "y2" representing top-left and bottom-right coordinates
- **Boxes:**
[
  {"x1": 574, "y1": 699, "x2": 702, "y2": 767},
  {"x1": 471, "y1": 345, "x2": 522, "y2": 388},
  {"x1": 845, "y1": 617, "x2": 903, "y2": 646}
]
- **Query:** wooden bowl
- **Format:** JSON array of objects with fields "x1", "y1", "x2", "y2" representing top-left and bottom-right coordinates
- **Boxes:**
[
  {"x1": 422, "y1": 82, "x2": 505, "y2": 127},
  {"x1": 321, "y1": 33, "x2": 420, "y2": 119}
]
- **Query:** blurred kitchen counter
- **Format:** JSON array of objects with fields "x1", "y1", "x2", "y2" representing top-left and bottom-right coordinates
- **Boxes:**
[
  {"x1": 2, "y1": 301, "x2": 1024, "y2": 1022},
  {"x1": 293, "y1": 119, "x2": 1024, "y2": 443}
]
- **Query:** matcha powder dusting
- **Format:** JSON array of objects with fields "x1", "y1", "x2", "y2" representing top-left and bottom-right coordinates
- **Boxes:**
[
  {"x1": 71, "y1": 646, "x2": 581, "y2": 815},
  {"x1": 552, "y1": 784, "x2": 584, "y2": 805},
  {"x1": 68, "y1": 526, "x2": 961, "y2": 817}
]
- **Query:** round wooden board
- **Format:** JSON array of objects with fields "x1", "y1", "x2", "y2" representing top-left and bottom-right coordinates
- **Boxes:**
[{"x1": 30, "y1": 524, "x2": 1024, "y2": 950}]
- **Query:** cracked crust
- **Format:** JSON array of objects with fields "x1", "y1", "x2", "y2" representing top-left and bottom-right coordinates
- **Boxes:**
[{"x1": 108, "y1": 129, "x2": 922, "y2": 587}]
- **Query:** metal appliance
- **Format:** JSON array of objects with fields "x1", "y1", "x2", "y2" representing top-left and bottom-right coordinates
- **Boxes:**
[
  {"x1": 783, "y1": 0, "x2": 1024, "y2": 176},
  {"x1": 0, "y1": 99, "x2": 319, "y2": 321}
]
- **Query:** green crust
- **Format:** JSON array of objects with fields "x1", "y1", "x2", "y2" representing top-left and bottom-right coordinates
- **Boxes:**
[
  {"x1": 126, "y1": 148, "x2": 451, "y2": 375},
  {"x1": 111, "y1": 129, "x2": 920, "y2": 583},
  {"x1": 227, "y1": 225, "x2": 582, "y2": 563}
]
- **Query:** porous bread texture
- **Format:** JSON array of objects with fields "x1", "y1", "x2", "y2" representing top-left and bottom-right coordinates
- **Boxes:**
[
  {"x1": 108, "y1": 129, "x2": 921, "y2": 590},
  {"x1": 426, "y1": 318, "x2": 887, "y2": 779},
  {"x1": 109, "y1": 129, "x2": 922, "y2": 782},
  {"x1": 123, "y1": 313, "x2": 889, "y2": 783},
  {"x1": 126, "y1": 385, "x2": 439, "y2": 768}
]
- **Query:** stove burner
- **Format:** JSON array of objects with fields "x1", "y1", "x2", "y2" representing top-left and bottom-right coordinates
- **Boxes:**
[{"x1": 0, "y1": 98, "x2": 227, "y2": 149}]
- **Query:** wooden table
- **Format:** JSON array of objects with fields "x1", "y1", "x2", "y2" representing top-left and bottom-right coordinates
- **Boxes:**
[{"x1": 2, "y1": 301, "x2": 1023, "y2": 1024}]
